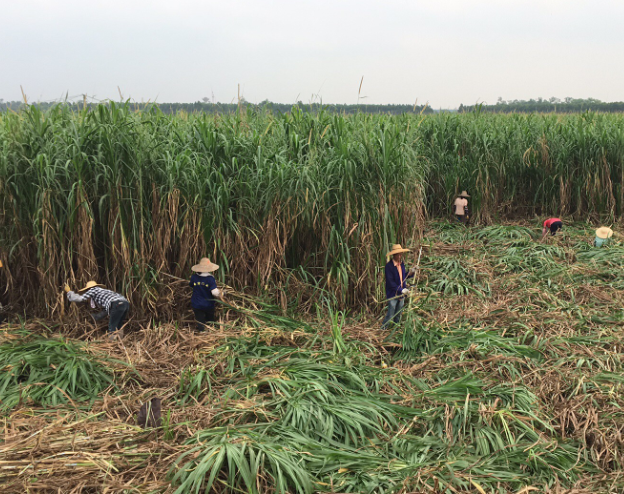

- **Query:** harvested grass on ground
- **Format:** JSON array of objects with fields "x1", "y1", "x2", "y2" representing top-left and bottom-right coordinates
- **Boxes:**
[{"x1": 1, "y1": 223, "x2": 623, "y2": 492}]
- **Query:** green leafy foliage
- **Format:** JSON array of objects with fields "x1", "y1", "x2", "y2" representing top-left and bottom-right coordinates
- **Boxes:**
[
  {"x1": 421, "y1": 256, "x2": 490, "y2": 296},
  {"x1": 0, "y1": 335, "x2": 115, "y2": 410},
  {"x1": 177, "y1": 365, "x2": 214, "y2": 405}
]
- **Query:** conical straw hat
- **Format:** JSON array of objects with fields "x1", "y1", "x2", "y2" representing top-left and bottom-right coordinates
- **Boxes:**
[
  {"x1": 387, "y1": 244, "x2": 411, "y2": 257},
  {"x1": 191, "y1": 257, "x2": 219, "y2": 273},
  {"x1": 77, "y1": 280, "x2": 105, "y2": 293},
  {"x1": 596, "y1": 227, "x2": 613, "y2": 239},
  {"x1": 459, "y1": 190, "x2": 470, "y2": 198}
]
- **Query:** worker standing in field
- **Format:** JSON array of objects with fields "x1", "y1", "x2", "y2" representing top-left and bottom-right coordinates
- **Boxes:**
[
  {"x1": 189, "y1": 257, "x2": 222, "y2": 332},
  {"x1": 541, "y1": 217, "x2": 563, "y2": 241},
  {"x1": 453, "y1": 191, "x2": 470, "y2": 225},
  {"x1": 65, "y1": 281, "x2": 129, "y2": 340},
  {"x1": 594, "y1": 227, "x2": 614, "y2": 247},
  {"x1": 381, "y1": 244, "x2": 417, "y2": 330}
]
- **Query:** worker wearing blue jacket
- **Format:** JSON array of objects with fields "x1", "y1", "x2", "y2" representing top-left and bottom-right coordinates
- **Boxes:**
[
  {"x1": 189, "y1": 257, "x2": 222, "y2": 331},
  {"x1": 382, "y1": 244, "x2": 416, "y2": 330}
]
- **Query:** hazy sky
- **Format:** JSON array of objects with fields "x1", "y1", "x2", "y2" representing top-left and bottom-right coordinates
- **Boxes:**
[{"x1": 1, "y1": 0, "x2": 622, "y2": 108}]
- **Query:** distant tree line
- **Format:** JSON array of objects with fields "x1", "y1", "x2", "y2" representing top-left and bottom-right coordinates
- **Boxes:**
[
  {"x1": 460, "y1": 97, "x2": 624, "y2": 114},
  {"x1": 0, "y1": 99, "x2": 432, "y2": 115},
  {"x1": 2, "y1": 97, "x2": 623, "y2": 115}
]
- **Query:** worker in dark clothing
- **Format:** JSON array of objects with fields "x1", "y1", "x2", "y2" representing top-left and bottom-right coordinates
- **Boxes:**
[
  {"x1": 381, "y1": 244, "x2": 416, "y2": 330},
  {"x1": 189, "y1": 257, "x2": 222, "y2": 331}
]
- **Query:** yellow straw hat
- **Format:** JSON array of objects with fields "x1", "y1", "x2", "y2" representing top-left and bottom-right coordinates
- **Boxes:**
[
  {"x1": 596, "y1": 227, "x2": 614, "y2": 239},
  {"x1": 77, "y1": 280, "x2": 105, "y2": 293},
  {"x1": 191, "y1": 257, "x2": 220, "y2": 273},
  {"x1": 459, "y1": 190, "x2": 470, "y2": 198},
  {"x1": 387, "y1": 244, "x2": 411, "y2": 257}
]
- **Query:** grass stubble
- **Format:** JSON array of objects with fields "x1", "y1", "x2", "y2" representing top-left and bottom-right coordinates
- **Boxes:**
[{"x1": 1, "y1": 223, "x2": 624, "y2": 493}]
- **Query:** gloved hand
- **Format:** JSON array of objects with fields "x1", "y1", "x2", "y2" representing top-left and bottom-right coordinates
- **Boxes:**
[
  {"x1": 401, "y1": 288, "x2": 410, "y2": 295},
  {"x1": 408, "y1": 267, "x2": 417, "y2": 276}
]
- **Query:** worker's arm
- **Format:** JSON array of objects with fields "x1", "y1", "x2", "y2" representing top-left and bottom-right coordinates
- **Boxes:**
[
  {"x1": 401, "y1": 266, "x2": 412, "y2": 295},
  {"x1": 541, "y1": 227, "x2": 549, "y2": 241},
  {"x1": 206, "y1": 276, "x2": 222, "y2": 299},
  {"x1": 67, "y1": 291, "x2": 87, "y2": 303}
]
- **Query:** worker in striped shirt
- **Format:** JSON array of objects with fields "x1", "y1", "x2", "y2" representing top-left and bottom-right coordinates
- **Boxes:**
[{"x1": 66, "y1": 281, "x2": 129, "y2": 339}]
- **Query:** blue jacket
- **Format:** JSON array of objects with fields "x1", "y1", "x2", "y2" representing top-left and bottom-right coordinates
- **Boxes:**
[
  {"x1": 190, "y1": 274, "x2": 218, "y2": 310},
  {"x1": 385, "y1": 260, "x2": 413, "y2": 300}
]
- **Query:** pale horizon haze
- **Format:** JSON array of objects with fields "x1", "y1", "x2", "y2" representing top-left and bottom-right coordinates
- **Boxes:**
[{"x1": 1, "y1": 0, "x2": 622, "y2": 108}]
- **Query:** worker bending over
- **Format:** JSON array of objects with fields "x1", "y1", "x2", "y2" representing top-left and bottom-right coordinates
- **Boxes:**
[
  {"x1": 594, "y1": 227, "x2": 613, "y2": 247},
  {"x1": 541, "y1": 217, "x2": 563, "y2": 241},
  {"x1": 66, "y1": 281, "x2": 129, "y2": 339}
]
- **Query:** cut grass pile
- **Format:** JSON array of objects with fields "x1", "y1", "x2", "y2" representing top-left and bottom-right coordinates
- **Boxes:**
[
  {"x1": 1, "y1": 222, "x2": 623, "y2": 493},
  {"x1": 0, "y1": 334, "x2": 117, "y2": 410}
]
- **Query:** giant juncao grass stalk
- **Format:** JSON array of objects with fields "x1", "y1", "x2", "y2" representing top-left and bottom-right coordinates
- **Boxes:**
[
  {"x1": 1, "y1": 105, "x2": 624, "y2": 319},
  {"x1": 0, "y1": 104, "x2": 424, "y2": 317}
]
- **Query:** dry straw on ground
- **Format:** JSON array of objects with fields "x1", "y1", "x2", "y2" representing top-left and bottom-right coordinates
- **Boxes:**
[{"x1": 2, "y1": 222, "x2": 624, "y2": 493}]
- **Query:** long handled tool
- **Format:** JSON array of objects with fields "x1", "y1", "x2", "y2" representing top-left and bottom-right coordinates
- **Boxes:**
[
  {"x1": 160, "y1": 271, "x2": 259, "y2": 305},
  {"x1": 397, "y1": 245, "x2": 424, "y2": 304},
  {"x1": 414, "y1": 246, "x2": 423, "y2": 282}
]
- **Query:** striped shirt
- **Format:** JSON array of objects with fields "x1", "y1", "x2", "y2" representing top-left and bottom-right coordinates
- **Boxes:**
[{"x1": 67, "y1": 287, "x2": 127, "y2": 313}]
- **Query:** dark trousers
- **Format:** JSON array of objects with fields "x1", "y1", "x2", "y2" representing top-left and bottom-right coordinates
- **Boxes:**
[
  {"x1": 108, "y1": 301, "x2": 129, "y2": 333},
  {"x1": 455, "y1": 214, "x2": 468, "y2": 225},
  {"x1": 193, "y1": 308, "x2": 216, "y2": 331},
  {"x1": 550, "y1": 221, "x2": 563, "y2": 235}
]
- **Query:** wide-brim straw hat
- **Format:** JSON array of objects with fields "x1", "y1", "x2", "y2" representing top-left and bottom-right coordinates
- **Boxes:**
[
  {"x1": 596, "y1": 227, "x2": 614, "y2": 239},
  {"x1": 191, "y1": 257, "x2": 219, "y2": 273},
  {"x1": 459, "y1": 190, "x2": 470, "y2": 198},
  {"x1": 387, "y1": 244, "x2": 411, "y2": 257},
  {"x1": 78, "y1": 280, "x2": 105, "y2": 293}
]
